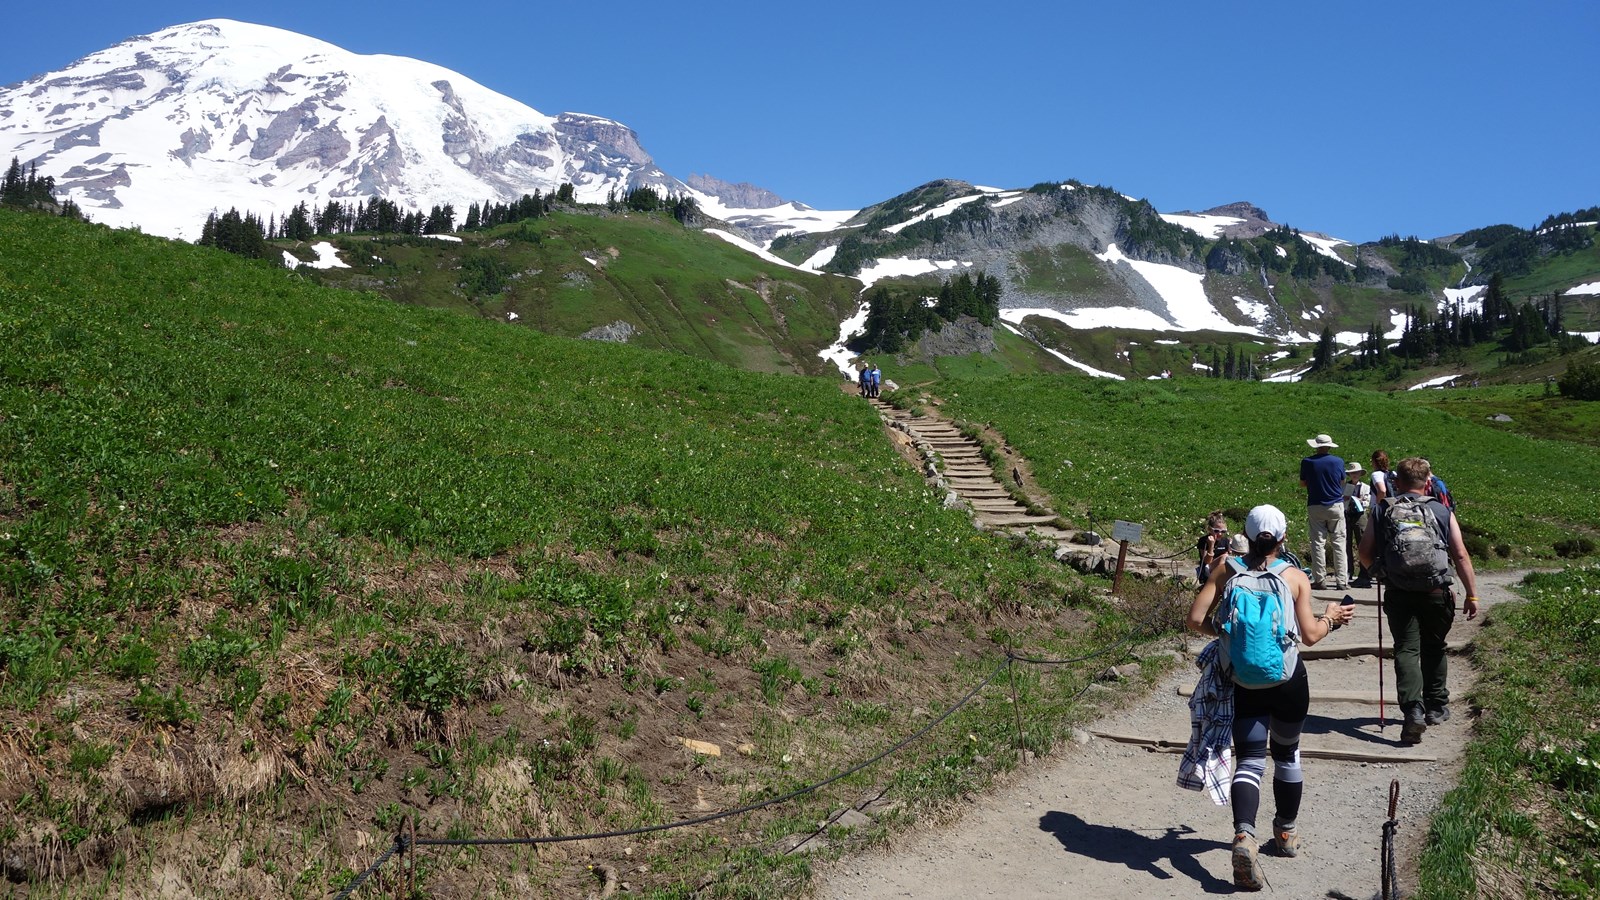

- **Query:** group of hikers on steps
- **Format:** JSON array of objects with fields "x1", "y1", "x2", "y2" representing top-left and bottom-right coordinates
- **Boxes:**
[{"x1": 1182, "y1": 434, "x2": 1478, "y2": 891}]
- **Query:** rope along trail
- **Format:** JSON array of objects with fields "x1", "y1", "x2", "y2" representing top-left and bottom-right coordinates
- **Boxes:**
[{"x1": 332, "y1": 610, "x2": 1170, "y2": 898}]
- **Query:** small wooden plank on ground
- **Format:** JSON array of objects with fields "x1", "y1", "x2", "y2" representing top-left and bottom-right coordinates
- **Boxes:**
[{"x1": 680, "y1": 737, "x2": 722, "y2": 757}]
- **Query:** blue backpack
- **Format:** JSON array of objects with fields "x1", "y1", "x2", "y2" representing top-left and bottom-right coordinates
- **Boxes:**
[{"x1": 1218, "y1": 558, "x2": 1300, "y2": 688}]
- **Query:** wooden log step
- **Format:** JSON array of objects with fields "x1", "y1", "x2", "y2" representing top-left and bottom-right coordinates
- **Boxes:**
[
  {"x1": 980, "y1": 514, "x2": 1060, "y2": 527},
  {"x1": 1176, "y1": 685, "x2": 1398, "y2": 706},
  {"x1": 1089, "y1": 731, "x2": 1437, "y2": 763},
  {"x1": 1300, "y1": 640, "x2": 1470, "y2": 660}
]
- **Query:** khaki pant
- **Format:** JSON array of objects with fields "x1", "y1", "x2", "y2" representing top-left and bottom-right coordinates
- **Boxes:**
[{"x1": 1306, "y1": 503, "x2": 1347, "y2": 587}]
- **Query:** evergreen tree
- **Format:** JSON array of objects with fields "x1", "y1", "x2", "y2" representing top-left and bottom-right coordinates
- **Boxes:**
[{"x1": 1311, "y1": 326, "x2": 1335, "y2": 373}]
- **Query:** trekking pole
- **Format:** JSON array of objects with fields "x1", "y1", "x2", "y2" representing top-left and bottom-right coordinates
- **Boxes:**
[{"x1": 1376, "y1": 578, "x2": 1386, "y2": 731}]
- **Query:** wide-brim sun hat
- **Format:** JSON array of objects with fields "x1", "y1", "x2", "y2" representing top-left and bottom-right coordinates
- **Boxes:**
[
  {"x1": 1346, "y1": 461, "x2": 1365, "y2": 473},
  {"x1": 1307, "y1": 434, "x2": 1338, "y2": 448},
  {"x1": 1245, "y1": 504, "x2": 1288, "y2": 542}
]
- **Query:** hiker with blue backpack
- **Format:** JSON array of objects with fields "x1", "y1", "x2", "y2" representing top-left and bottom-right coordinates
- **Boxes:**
[
  {"x1": 1185, "y1": 505, "x2": 1355, "y2": 891},
  {"x1": 1358, "y1": 457, "x2": 1479, "y2": 745}
]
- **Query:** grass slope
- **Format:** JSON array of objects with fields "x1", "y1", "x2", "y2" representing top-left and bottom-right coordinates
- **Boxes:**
[
  {"x1": 300, "y1": 211, "x2": 863, "y2": 376},
  {"x1": 0, "y1": 210, "x2": 1155, "y2": 898}
]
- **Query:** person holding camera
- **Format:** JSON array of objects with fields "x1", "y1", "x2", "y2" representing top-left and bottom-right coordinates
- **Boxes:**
[
  {"x1": 1196, "y1": 510, "x2": 1231, "y2": 583},
  {"x1": 1344, "y1": 461, "x2": 1373, "y2": 587}
]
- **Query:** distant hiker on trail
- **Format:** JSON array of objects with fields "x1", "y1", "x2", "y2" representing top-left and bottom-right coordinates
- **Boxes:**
[
  {"x1": 868, "y1": 365, "x2": 882, "y2": 398},
  {"x1": 1184, "y1": 505, "x2": 1355, "y2": 891},
  {"x1": 1422, "y1": 459, "x2": 1455, "y2": 512},
  {"x1": 1195, "y1": 510, "x2": 1231, "y2": 584},
  {"x1": 1344, "y1": 461, "x2": 1373, "y2": 588},
  {"x1": 1370, "y1": 449, "x2": 1393, "y2": 502},
  {"x1": 1358, "y1": 457, "x2": 1479, "y2": 745},
  {"x1": 857, "y1": 364, "x2": 870, "y2": 397},
  {"x1": 1300, "y1": 434, "x2": 1348, "y2": 591}
]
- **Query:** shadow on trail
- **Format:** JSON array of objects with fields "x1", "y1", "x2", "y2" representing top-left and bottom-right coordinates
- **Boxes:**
[
  {"x1": 1039, "y1": 811, "x2": 1233, "y2": 894},
  {"x1": 1301, "y1": 712, "x2": 1411, "y2": 747}
]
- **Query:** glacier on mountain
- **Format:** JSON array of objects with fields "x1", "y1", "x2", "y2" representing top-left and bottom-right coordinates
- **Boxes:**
[{"x1": 0, "y1": 19, "x2": 735, "y2": 239}]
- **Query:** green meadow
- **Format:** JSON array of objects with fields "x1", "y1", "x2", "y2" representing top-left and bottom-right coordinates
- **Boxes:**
[
  {"x1": 3, "y1": 206, "x2": 1598, "y2": 897},
  {"x1": 0, "y1": 210, "x2": 1148, "y2": 898},
  {"x1": 302, "y1": 210, "x2": 864, "y2": 375},
  {"x1": 931, "y1": 376, "x2": 1600, "y2": 559}
]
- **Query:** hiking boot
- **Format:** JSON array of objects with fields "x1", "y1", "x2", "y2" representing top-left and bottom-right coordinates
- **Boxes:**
[
  {"x1": 1400, "y1": 703, "x2": 1427, "y2": 745},
  {"x1": 1271, "y1": 818, "x2": 1300, "y2": 858},
  {"x1": 1425, "y1": 703, "x2": 1452, "y2": 725},
  {"x1": 1351, "y1": 576, "x2": 1373, "y2": 589},
  {"x1": 1232, "y1": 833, "x2": 1265, "y2": 891}
]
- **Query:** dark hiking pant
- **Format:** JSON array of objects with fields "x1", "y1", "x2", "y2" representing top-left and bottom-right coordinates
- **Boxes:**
[
  {"x1": 1231, "y1": 666, "x2": 1309, "y2": 837},
  {"x1": 1383, "y1": 586, "x2": 1455, "y2": 707}
]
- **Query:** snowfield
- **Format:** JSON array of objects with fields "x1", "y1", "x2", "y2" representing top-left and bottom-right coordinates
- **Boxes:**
[
  {"x1": 1094, "y1": 243, "x2": 1260, "y2": 334},
  {"x1": 817, "y1": 301, "x2": 871, "y2": 378},
  {"x1": 1444, "y1": 284, "x2": 1487, "y2": 312},
  {"x1": 283, "y1": 241, "x2": 349, "y2": 270},
  {"x1": 1160, "y1": 213, "x2": 1244, "y2": 239},
  {"x1": 1565, "y1": 282, "x2": 1600, "y2": 296},
  {"x1": 1299, "y1": 233, "x2": 1354, "y2": 266},
  {"x1": 854, "y1": 257, "x2": 973, "y2": 289},
  {"x1": 689, "y1": 191, "x2": 857, "y2": 242},
  {"x1": 1408, "y1": 374, "x2": 1462, "y2": 391}
]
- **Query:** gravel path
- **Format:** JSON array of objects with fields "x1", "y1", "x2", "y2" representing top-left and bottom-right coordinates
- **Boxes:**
[{"x1": 815, "y1": 570, "x2": 1527, "y2": 899}]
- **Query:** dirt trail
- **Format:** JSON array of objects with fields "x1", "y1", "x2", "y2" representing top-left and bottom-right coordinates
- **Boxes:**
[{"x1": 816, "y1": 569, "x2": 1527, "y2": 899}]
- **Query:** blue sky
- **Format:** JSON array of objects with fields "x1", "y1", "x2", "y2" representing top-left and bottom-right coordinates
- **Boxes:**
[{"x1": 4, "y1": 1, "x2": 1596, "y2": 242}]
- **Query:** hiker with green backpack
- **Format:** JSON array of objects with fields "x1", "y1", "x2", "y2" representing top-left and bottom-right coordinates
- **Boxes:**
[
  {"x1": 1358, "y1": 456, "x2": 1480, "y2": 745},
  {"x1": 1186, "y1": 505, "x2": 1356, "y2": 891}
]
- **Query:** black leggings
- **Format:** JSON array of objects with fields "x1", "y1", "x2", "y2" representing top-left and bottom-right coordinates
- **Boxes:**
[{"x1": 1231, "y1": 664, "x2": 1310, "y2": 837}]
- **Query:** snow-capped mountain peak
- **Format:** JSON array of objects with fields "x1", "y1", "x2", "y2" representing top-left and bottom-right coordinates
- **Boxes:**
[{"x1": 0, "y1": 19, "x2": 685, "y2": 238}]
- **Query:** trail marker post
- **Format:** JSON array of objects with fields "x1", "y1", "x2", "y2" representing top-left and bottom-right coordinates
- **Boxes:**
[{"x1": 1110, "y1": 520, "x2": 1144, "y2": 594}]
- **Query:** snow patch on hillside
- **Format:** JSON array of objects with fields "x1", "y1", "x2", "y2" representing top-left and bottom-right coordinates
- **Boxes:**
[
  {"x1": 1263, "y1": 364, "x2": 1313, "y2": 383},
  {"x1": 1233, "y1": 296, "x2": 1272, "y2": 326},
  {"x1": 884, "y1": 194, "x2": 987, "y2": 234},
  {"x1": 1565, "y1": 281, "x2": 1600, "y2": 296},
  {"x1": 1444, "y1": 283, "x2": 1487, "y2": 312},
  {"x1": 801, "y1": 245, "x2": 838, "y2": 272},
  {"x1": 1003, "y1": 306, "x2": 1172, "y2": 332},
  {"x1": 284, "y1": 241, "x2": 348, "y2": 270},
  {"x1": 854, "y1": 257, "x2": 972, "y2": 289},
  {"x1": 1386, "y1": 311, "x2": 1408, "y2": 339},
  {"x1": 1408, "y1": 374, "x2": 1462, "y2": 391},
  {"x1": 704, "y1": 229, "x2": 812, "y2": 273},
  {"x1": 1161, "y1": 213, "x2": 1244, "y2": 239},
  {"x1": 1300, "y1": 234, "x2": 1354, "y2": 266},
  {"x1": 999, "y1": 322, "x2": 1124, "y2": 379},
  {"x1": 818, "y1": 301, "x2": 871, "y2": 378},
  {"x1": 691, "y1": 192, "x2": 856, "y2": 241},
  {"x1": 1095, "y1": 243, "x2": 1259, "y2": 334}
]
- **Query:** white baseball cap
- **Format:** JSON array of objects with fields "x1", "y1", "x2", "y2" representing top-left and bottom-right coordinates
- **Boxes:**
[{"x1": 1245, "y1": 504, "x2": 1288, "y2": 541}]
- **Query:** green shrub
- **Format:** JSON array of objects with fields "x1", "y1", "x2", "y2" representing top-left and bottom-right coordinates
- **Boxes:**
[
  {"x1": 1559, "y1": 362, "x2": 1600, "y2": 400},
  {"x1": 1554, "y1": 538, "x2": 1597, "y2": 558},
  {"x1": 395, "y1": 642, "x2": 476, "y2": 712}
]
